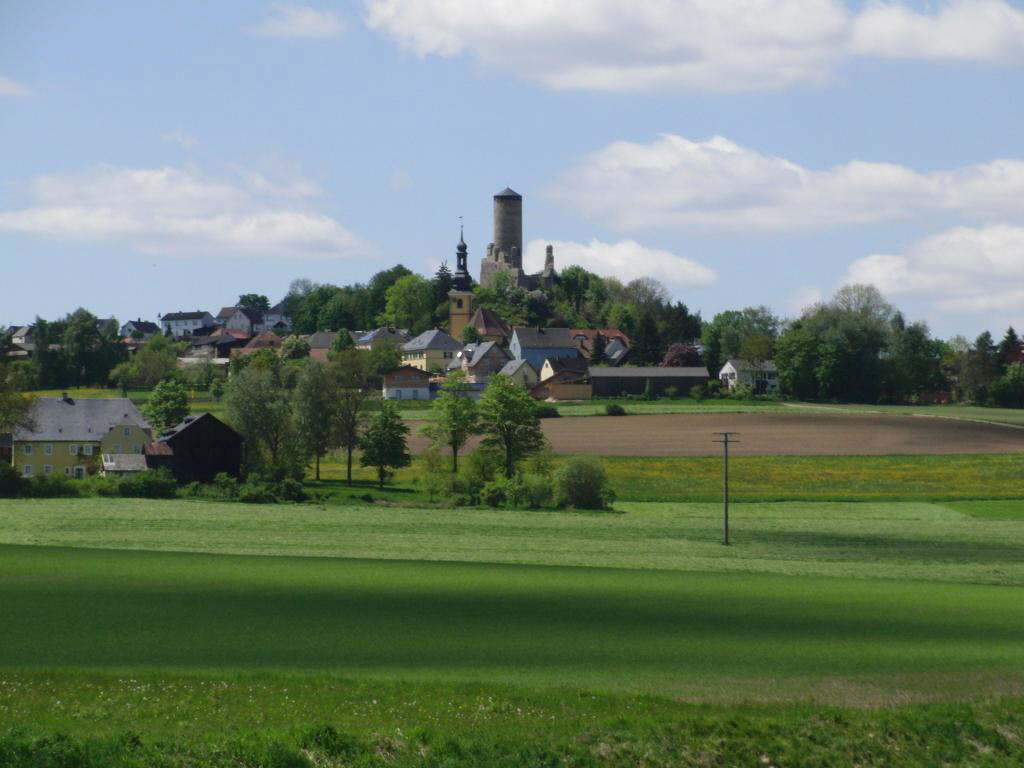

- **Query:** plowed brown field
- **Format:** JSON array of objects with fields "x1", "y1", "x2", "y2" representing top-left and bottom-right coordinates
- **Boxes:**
[{"x1": 407, "y1": 412, "x2": 1024, "y2": 456}]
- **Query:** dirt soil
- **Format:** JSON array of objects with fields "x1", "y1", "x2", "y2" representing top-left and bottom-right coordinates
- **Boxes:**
[{"x1": 407, "y1": 412, "x2": 1024, "y2": 456}]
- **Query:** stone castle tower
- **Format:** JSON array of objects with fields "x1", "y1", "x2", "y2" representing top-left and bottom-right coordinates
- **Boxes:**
[{"x1": 479, "y1": 187, "x2": 555, "y2": 290}]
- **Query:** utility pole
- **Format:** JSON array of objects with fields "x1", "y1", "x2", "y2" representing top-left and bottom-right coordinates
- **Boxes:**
[{"x1": 712, "y1": 432, "x2": 739, "y2": 545}]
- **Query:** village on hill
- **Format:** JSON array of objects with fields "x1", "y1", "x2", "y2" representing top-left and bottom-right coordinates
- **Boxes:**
[{"x1": 3, "y1": 186, "x2": 1024, "y2": 492}]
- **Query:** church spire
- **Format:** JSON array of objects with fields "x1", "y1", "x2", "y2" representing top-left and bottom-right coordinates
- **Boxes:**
[{"x1": 452, "y1": 218, "x2": 471, "y2": 291}]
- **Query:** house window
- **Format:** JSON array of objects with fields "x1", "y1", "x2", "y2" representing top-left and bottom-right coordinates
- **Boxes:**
[
  {"x1": 23, "y1": 465, "x2": 32, "y2": 477},
  {"x1": 394, "y1": 389, "x2": 402, "y2": 399},
  {"x1": 83, "y1": 444, "x2": 93, "y2": 456},
  {"x1": 69, "y1": 444, "x2": 78, "y2": 455},
  {"x1": 64, "y1": 467, "x2": 71, "y2": 476},
  {"x1": 412, "y1": 389, "x2": 419, "y2": 399},
  {"x1": 123, "y1": 426, "x2": 131, "y2": 437},
  {"x1": 74, "y1": 466, "x2": 85, "y2": 479},
  {"x1": 22, "y1": 444, "x2": 32, "y2": 455},
  {"x1": 43, "y1": 464, "x2": 53, "y2": 475},
  {"x1": 44, "y1": 443, "x2": 53, "y2": 455},
  {"x1": 133, "y1": 444, "x2": 142, "y2": 454},
  {"x1": 113, "y1": 443, "x2": 122, "y2": 453}
]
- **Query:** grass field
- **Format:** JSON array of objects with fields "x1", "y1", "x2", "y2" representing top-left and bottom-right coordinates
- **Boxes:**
[
  {"x1": 6, "y1": 447, "x2": 1024, "y2": 764},
  {"x1": 2, "y1": 497, "x2": 1024, "y2": 585},
  {"x1": 305, "y1": 452, "x2": 1024, "y2": 505},
  {"x1": 8, "y1": 542, "x2": 1021, "y2": 696}
]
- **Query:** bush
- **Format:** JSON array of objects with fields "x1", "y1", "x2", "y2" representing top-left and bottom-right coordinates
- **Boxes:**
[
  {"x1": 555, "y1": 457, "x2": 615, "y2": 510},
  {"x1": 117, "y1": 468, "x2": 178, "y2": 499},
  {"x1": 23, "y1": 474, "x2": 81, "y2": 498},
  {"x1": 481, "y1": 477, "x2": 509, "y2": 507},
  {"x1": 510, "y1": 472, "x2": 553, "y2": 509},
  {"x1": 605, "y1": 403, "x2": 626, "y2": 416},
  {"x1": 0, "y1": 463, "x2": 24, "y2": 497},
  {"x1": 689, "y1": 384, "x2": 706, "y2": 401},
  {"x1": 453, "y1": 446, "x2": 504, "y2": 505},
  {"x1": 729, "y1": 383, "x2": 754, "y2": 401},
  {"x1": 82, "y1": 474, "x2": 120, "y2": 497},
  {"x1": 237, "y1": 481, "x2": 276, "y2": 503},
  {"x1": 535, "y1": 405, "x2": 560, "y2": 418},
  {"x1": 663, "y1": 385, "x2": 680, "y2": 400},
  {"x1": 213, "y1": 472, "x2": 239, "y2": 499}
]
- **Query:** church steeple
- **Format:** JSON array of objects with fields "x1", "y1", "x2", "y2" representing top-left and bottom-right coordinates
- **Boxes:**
[{"x1": 452, "y1": 220, "x2": 471, "y2": 291}]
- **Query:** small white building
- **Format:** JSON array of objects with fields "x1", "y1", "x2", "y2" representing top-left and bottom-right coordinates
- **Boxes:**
[
  {"x1": 160, "y1": 311, "x2": 214, "y2": 338},
  {"x1": 382, "y1": 366, "x2": 432, "y2": 401},
  {"x1": 718, "y1": 359, "x2": 778, "y2": 394}
]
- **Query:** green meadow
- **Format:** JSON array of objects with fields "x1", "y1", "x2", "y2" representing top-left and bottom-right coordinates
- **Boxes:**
[
  {"x1": 308, "y1": 452, "x2": 1024, "y2": 505},
  {"x1": 4, "y1": 452, "x2": 1024, "y2": 764}
]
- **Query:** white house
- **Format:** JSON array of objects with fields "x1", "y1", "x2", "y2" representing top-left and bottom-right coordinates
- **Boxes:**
[
  {"x1": 160, "y1": 311, "x2": 214, "y2": 338},
  {"x1": 718, "y1": 359, "x2": 778, "y2": 394}
]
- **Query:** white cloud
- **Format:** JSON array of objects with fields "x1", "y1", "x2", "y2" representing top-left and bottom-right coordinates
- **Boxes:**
[
  {"x1": 364, "y1": 0, "x2": 1024, "y2": 92},
  {"x1": 842, "y1": 224, "x2": 1024, "y2": 314},
  {"x1": 0, "y1": 74, "x2": 31, "y2": 97},
  {"x1": 248, "y1": 4, "x2": 345, "y2": 40},
  {"x1": 852, "y1": 0, "x2": 1024, "y2": 63},
  {"x1": 160, "y1": 130, "x2": 198, "y2": 150},
  {"x1": 0, "y1": 164, "x2": 369, "y2": 260},
  {"x1": 547, "y1": 134, "x2": 1024, "y2": 233},
  {"x1": 525, "y1": 237, "x2": 716, "y2": 296}
]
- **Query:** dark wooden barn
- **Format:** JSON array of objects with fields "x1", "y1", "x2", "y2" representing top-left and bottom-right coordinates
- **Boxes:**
[
  {"x1": 588, "y1": 366, "x2": 709, "y2": 398},
  {"x1": 146, "y1": 412, "x2": 242, "y2": 483}
]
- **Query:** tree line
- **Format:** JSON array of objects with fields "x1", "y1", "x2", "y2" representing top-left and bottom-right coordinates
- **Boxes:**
[{"x1": 7, "y1": 270, "x2": 1024, "y2": 408}]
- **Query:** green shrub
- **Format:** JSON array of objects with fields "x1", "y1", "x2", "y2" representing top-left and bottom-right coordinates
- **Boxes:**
[
  {"x1": 689, "y1": 383, "x2": 706, "y2": 401},
  {"x1": 267, "y1": 477, "x2": 307, "y2": 502},
  {"x1": 237, "y1": 482, "x2": 275, "y2": 504},
  {"x1": 605, "y1": 403, "x2": 626, "y2": 416},
  {"x1": 555, "y1": 457, "x2": 615, "y2": 509},
  {"x1": 663, "y1": 385, "x2": 679, "y2": 399},
  {"x1": 213, "y1": 472, "x2": 239, "y2": 499},
  {"x1": 22, "y1": 474, "x2": 81, "y2": 498},
  {"x1": 82, "y1": 474, "x2": 120, "y2": 497},
  {"x1": 0, "y1": 463, "x2": 24, "y2": 497},
  {"x1": 512, "y1": 472, "x2": 553, "y2": 508},
  {"x1": 729, "y1": 383, "x2": 754, "y2": 400},
  {"x1": 453, "y1": 446, "x2": 504, "y2": 504},
  {"x1": 117, "y1": 468, "x2": 178, "y2": 499},
  {"x1": 481, "y1": 477, "x2": 509, "y2": 507}
]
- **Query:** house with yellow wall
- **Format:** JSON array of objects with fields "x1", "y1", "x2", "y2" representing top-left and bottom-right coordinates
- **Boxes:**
[
  {"x1": 401, "y1": 329, "x2": 462, "y2": 372},
  {"x1": 11, "y1": 394, "x2": 151, "y2": 479}
]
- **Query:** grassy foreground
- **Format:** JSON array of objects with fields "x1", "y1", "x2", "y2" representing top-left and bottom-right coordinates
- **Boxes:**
[
  {"x1": 3, "y1": 543, "x2": 1024, "y2": 701},
  {"x1": 6, "y1": 489, "x2": 1024, "y2": 764},
  {"x1": 3, "y1": 497, "x2": 1024, "y2": 584},
  {"x1": 2, "y1": 675, "x2": 1024, "y2": 767}
]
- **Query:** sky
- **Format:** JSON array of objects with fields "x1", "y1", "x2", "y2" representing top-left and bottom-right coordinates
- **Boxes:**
[{"x1": 2, "y1": 0, "x2": 1024, "y2": 339}]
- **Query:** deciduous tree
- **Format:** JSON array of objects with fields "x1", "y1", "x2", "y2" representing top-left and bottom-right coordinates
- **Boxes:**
[
  {"x1": 293, "y1": 361, "x2": 338, "y2": 480},
  {"x1": 478, "y1": 374, "x2": 546, "y2": 478},
  {"x1": 143, "y1": 377, "x2": 190, "y2": 432},
  {"x1": 422, "y1": 370, "x2": 478, "y2": 472},
  {"x1": 360, "y1": 401, "x2": 410, "y2": 488}
]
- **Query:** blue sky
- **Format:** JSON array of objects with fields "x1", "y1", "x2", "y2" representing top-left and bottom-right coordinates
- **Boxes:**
[{"x1": 2, "y1": 0, "x2": 1024, "y2": 339}]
